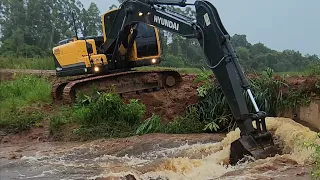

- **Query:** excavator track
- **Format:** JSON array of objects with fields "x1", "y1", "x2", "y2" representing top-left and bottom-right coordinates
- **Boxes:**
[
  {"x1": 51, "y1": 75, "x2": 95, "y2": 102},
  {"x1": 52, "y1": 70, "x2": 182, "y2": 104}
]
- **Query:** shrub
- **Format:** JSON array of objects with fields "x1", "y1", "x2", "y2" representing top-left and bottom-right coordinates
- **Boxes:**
[
  {"x1": 136, "y1": 114, "x2": 162, "y2": 135},
  {"x1": 164, "y1": 106, "x2": 204, "y2": 134},
  {"x1": 70, "y1": 91, "x2": 146, "y2": 139},
  {"x1": 136, "y1": 107, "x2": 204, "y2": 135}
]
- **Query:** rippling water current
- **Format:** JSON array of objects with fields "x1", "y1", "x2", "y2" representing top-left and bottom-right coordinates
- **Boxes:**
[{"x1": 1, "y1": 118, "x2": 318, "y2": 180}]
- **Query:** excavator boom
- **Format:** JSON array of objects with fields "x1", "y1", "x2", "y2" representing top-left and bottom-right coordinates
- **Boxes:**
[{"x1": 105, "y1": 0, "x2": 279, "y2": 164}]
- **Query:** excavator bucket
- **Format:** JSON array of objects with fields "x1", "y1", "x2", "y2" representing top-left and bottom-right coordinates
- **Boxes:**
[{"x1": 229, "y1": 132, "x2": 279, "y2": 165}]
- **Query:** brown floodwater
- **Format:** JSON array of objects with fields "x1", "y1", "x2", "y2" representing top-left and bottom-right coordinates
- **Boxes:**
[{"x1": 0, "y1": 118, "x2": 318, "y2": 180}]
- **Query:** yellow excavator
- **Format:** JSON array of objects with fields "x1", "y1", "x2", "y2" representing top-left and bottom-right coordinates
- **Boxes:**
[
  {"x1": 52, "y1": 0, "x2": 279, "y2": 165},
  {"x1": 52, "y1": 8, "x2": 181, "y2": 103}
]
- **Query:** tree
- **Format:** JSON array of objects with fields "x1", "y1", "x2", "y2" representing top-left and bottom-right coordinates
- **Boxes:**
[
  {"x1": 231, "y1": 34, "x2": 251, "y2": 49},
  {"x1": 79, "y1": 2, "x2": 101, "y2": 37},
  {"x1": 0, "y1": 0, "x2": 102, "y2": 57}
]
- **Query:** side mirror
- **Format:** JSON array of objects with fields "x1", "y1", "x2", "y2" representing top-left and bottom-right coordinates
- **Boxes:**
[{"x1": 86, "y1": 42, "x2": 93, "y2": 54}]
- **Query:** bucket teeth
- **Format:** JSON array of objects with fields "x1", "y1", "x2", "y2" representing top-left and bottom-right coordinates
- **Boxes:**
[{"x1": 229, "y1": 133, "x2": 280, "y2": 165}]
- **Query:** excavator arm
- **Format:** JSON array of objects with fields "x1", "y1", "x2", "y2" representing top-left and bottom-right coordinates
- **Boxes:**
[{"x1": 107, "y1": 0, "x2": 279, "y2": 165}]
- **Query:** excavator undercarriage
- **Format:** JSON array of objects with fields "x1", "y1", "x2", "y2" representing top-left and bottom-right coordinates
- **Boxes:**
[{"x1": 51, "y1": 70, "x2": 182, "y2": 103}]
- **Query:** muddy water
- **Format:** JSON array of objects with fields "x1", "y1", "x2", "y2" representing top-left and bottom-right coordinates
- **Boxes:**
[{"x1": 0, "y1": 118, "x2": 318, "y2": 180}]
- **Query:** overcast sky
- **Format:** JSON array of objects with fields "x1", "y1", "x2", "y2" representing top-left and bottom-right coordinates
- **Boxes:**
[{"x1": 80, "y1": 0, "x2": 320, "y2": 56}]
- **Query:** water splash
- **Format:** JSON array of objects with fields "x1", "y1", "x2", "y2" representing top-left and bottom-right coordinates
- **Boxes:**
[
  {"x1": 2, "y1": 118, "x2": 317, "y2": 180},
  {"x1": 97, "y1": 118, "x2": 318, "y2": 179}
]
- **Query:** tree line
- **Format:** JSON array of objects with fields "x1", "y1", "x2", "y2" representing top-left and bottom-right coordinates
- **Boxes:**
[
  {"x1": 0, "y1": 0, "x2": 101, "y2": 57},
  {"x1": 0, "y1": 0, "x2": 319, "y2": 72}
]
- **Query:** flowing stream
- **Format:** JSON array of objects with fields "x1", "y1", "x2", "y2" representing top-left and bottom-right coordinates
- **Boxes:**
[{"x1": 0, "y1": 117, "x2": 318, "y2": 180}]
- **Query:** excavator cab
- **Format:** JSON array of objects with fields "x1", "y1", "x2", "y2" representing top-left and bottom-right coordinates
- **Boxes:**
[
  {"x1": 102, "y1": 9, "x2": 161, "y2": 69},
  {"x1": 52, "y1": 8, "x2": 162, "y2": 77}
]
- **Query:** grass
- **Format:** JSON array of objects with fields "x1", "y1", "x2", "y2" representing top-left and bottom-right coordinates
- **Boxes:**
[
  {"x1": 0, "y1": 75, "x2": 52, "y2": 132},
  {"x1": 49, "y1": 91, "x2": 146, "y2": 140},
  {"x1": 0, "y1": 56, "x2": 55, "y2": 70}
]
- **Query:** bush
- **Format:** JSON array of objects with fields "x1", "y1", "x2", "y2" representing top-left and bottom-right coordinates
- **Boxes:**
[
  {"x1": 136, "y1": 107, "x2": 204, "y2": 135},
  {"x1": 69, "y1": 92, "x2": 146, "y2": 139},
  {"x1": 136, "y1": 114, "x2": 162, "y2": 135},
  {"x1": 0, "y1": 75, "x2": 51, "y2": 132},
  {"x1": 164, "y1": 106, "x2": 204, "y2": 134}
]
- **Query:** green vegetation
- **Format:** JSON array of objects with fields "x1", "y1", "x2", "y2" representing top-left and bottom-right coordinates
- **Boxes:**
[
  {"x1": 0, "y1": 56, "x2": 55, "y2": 70},
  {"x1": 136, "y1": 69, "x2": 313, "y2": 135},
  {"x1": 310, "y1": 143, "x2": 320, "y2": 179},
  {"x1": 306, "y1": 63, "x2": 320, "y2": 76},
  {"x1": 136, "y1": 107, "x2": 204, "y2": 135},
  {"x1": 0, "y1": 0, "x2": 101, "y2": 58},
  {"x1": 49, "y1": 91, "x2": 146, "y2": 140},
  {"x1": 0, "y1": 75, "x2": 51, "y2": 132},
  {"x1": 302, "y1": 133, "x2": 320, "y2": 180}
]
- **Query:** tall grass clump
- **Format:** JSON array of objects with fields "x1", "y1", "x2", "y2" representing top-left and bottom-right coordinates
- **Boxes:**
[
  {"x1": 193, "y1": 68, "x2": 312, "y2": 132},
  {"x1": 0, "y1": 56, "x2": 55, "y2": 70},
  {"x1": 0, "y1": 75, "x2": 51, "y2": 132},
  {"x1": 66, "y1": 91, "x2": 146, "y2": 139}
]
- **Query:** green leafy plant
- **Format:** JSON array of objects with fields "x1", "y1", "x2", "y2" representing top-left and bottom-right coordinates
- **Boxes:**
[
  {"x1": 136, "y1": 114, "x2": 162, "y2": 135},
  {"x1": 164, "y1": 106, "x2": 204, "y2": 134},
  {"x1": 189, "y1": 68, "x2": 312, "y2": 133},
  {"x1": 70, "y1": 91, "x2": 146, "y2": 139}
]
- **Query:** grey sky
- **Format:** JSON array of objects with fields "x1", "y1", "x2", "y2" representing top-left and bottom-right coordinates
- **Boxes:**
[{"x1": 81, "y1": 0, "x2": 320, "y2": 56}]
